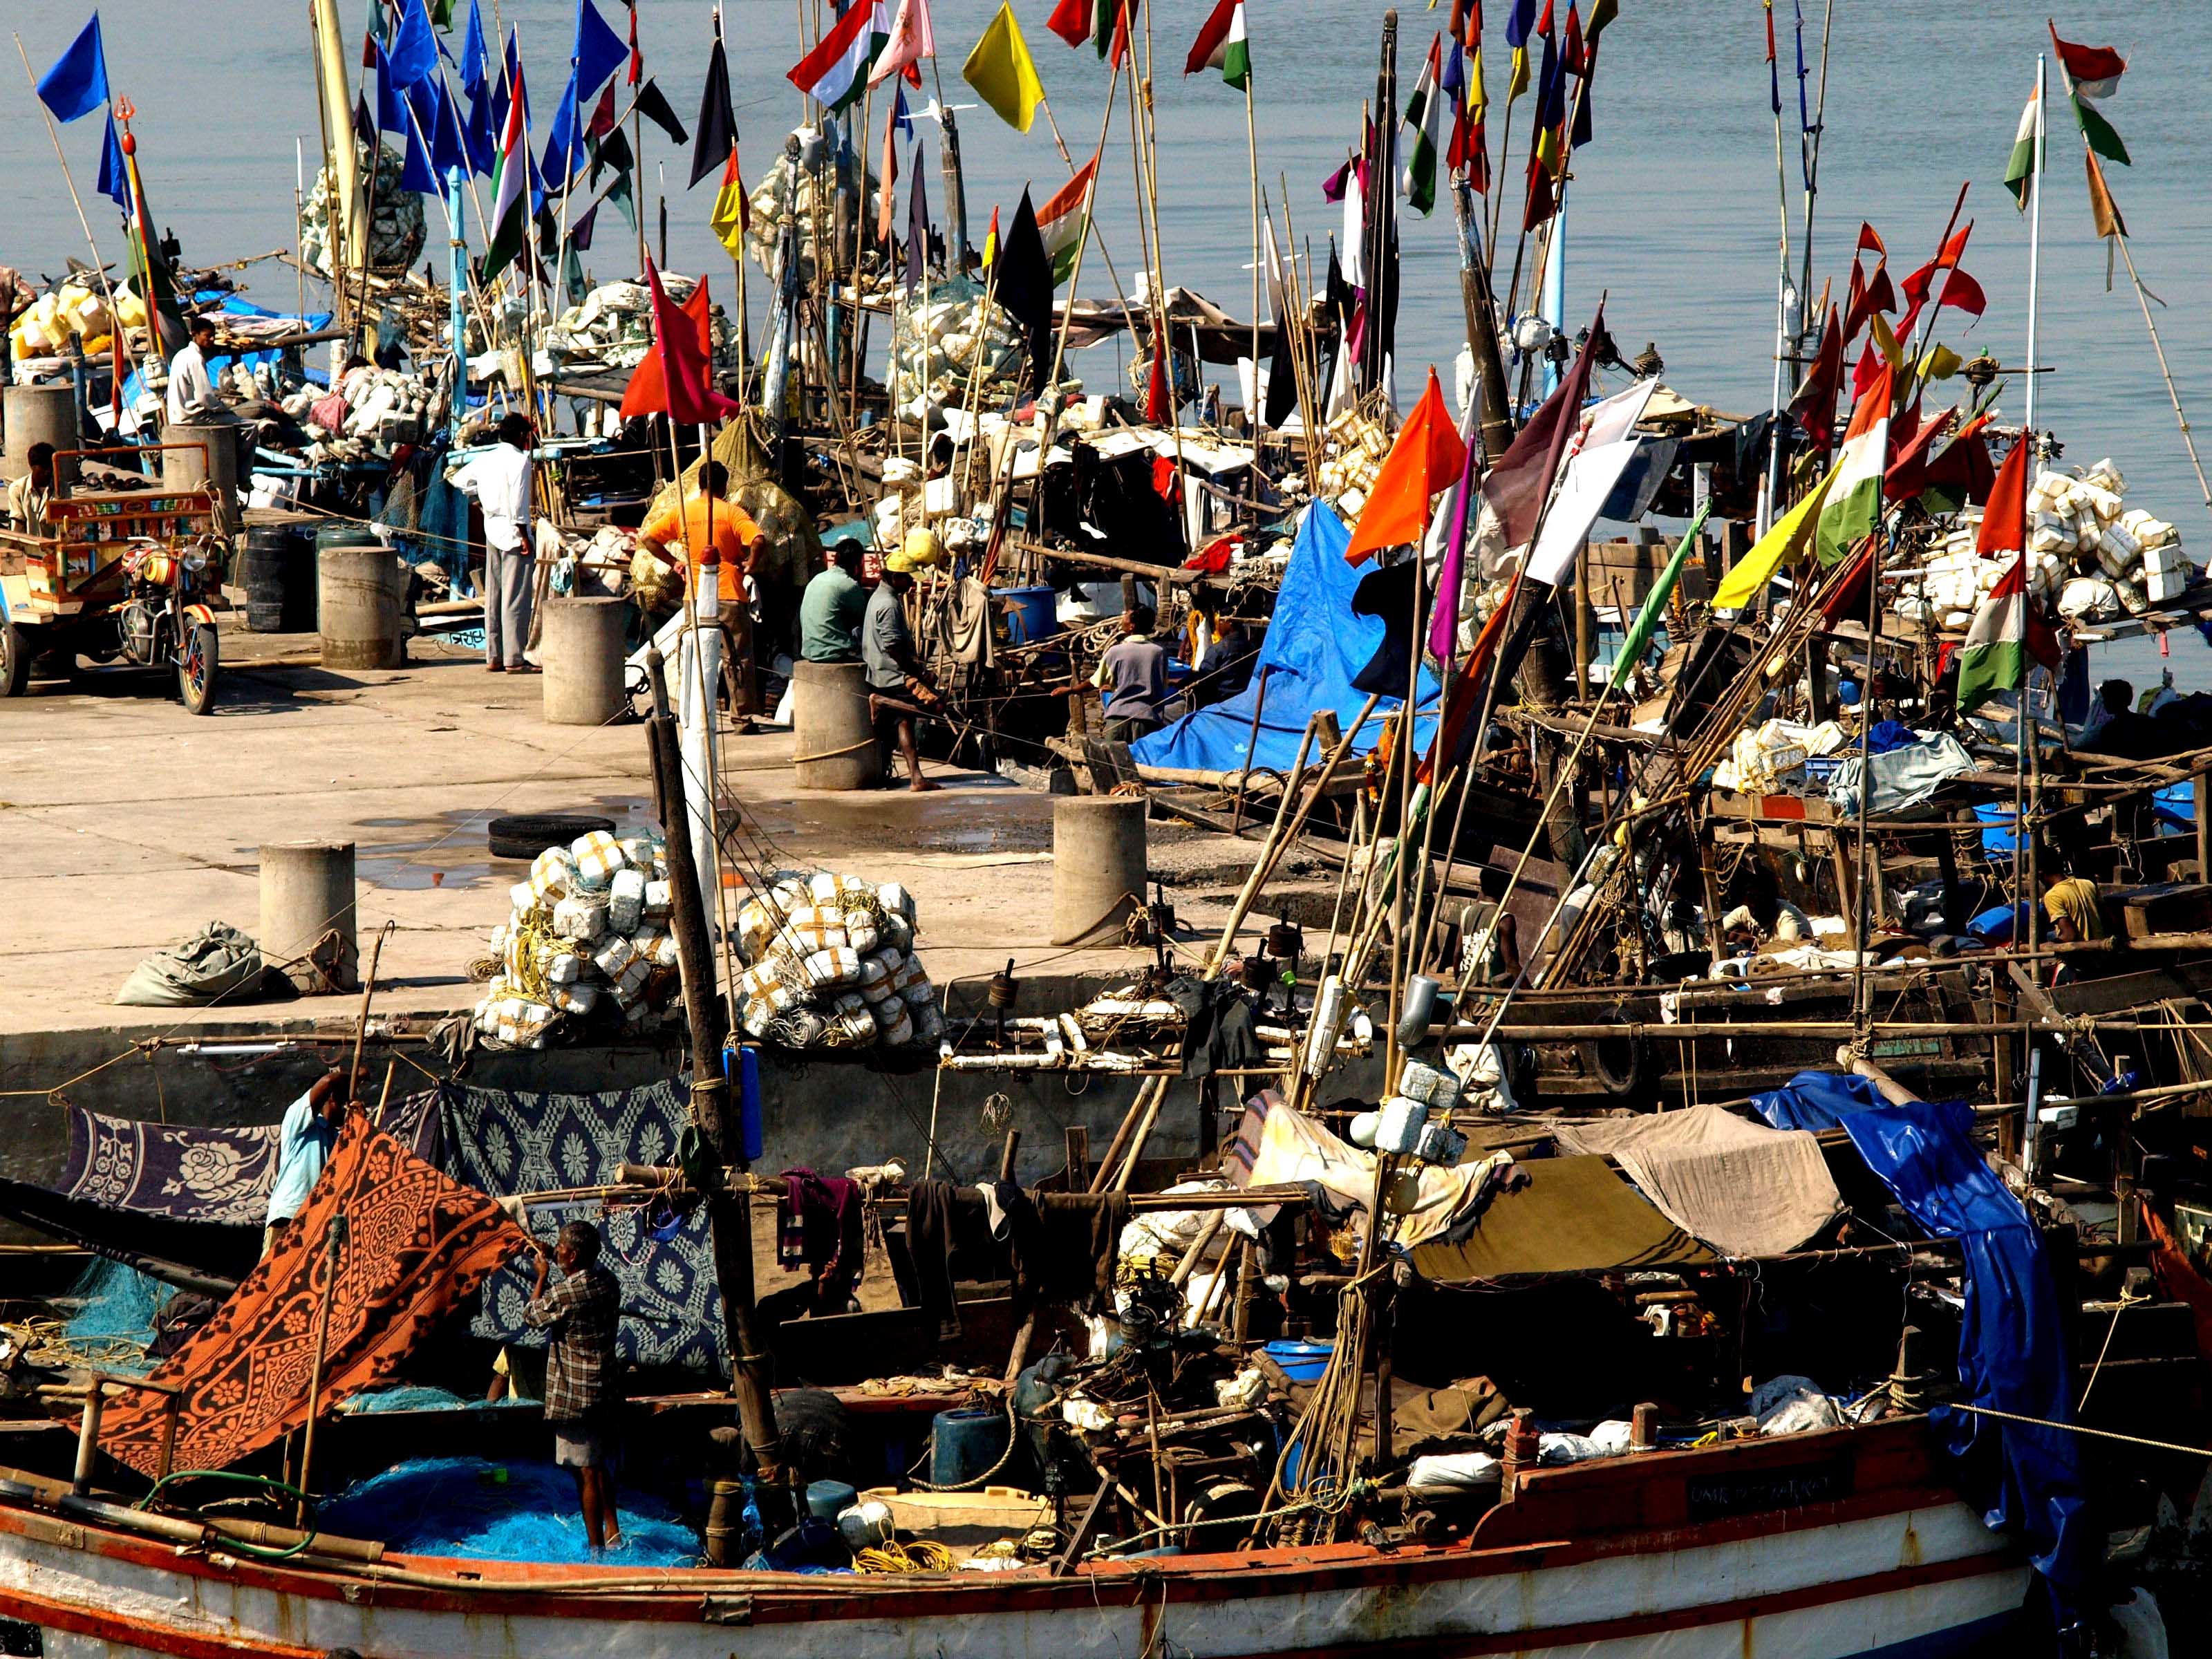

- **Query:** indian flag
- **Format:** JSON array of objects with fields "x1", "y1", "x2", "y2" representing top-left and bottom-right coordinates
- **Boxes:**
[
  {"x1": 1814, "y1": 362, "x2": 1892, "y2": 567},
  {"x1": 1186, "y1": 0, "x2": 1248, "y2": 90},
  {"x1": 2003, "y1": 86, "x2": 2041, "y2": 211},
  {"x1": 1956, "y1": 555, "x2": 2059, "y2": 715},
  {"x1": 788, "y1": 0, "x2": 892, "y2": 113},
  {"x1": 480, "y1": 88, "x2": 529, "y2": 285},
  {"x1": 1038, "y1": 154, "x2": 1097, "y2": 283},
  {"x1": 1400, "y1": 35, "x2": 1443, "y2": 216}
]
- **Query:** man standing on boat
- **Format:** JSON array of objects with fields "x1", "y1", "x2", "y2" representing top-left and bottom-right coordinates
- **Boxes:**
[
  {"x1": 263, "y1": 1067, "x2": 349, "y2": 1259},
  {"x1": 524, "y1": 1219, "x2": 624, "y2": 1552}
]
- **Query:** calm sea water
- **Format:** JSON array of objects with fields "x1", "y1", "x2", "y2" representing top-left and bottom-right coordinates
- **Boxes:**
[{"x1": 6, "y1": 0, "x2": 2205, "y2": 685}]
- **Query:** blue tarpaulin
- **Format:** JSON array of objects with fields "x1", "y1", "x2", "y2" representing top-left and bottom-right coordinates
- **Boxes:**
[
  {"x1": 1132, "y1": 503, "x2": 1438, "y2": 775},
  {"x1": 1751, "y1": 1073, "x2": 2090, "y2": 1613}
]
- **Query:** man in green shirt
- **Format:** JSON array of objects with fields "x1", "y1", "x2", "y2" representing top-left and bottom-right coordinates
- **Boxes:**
[{"x1": 798, "y1": 538, "x2": 870, "y2": 664}]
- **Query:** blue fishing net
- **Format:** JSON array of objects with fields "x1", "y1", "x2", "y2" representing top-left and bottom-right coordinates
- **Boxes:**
[
  {"x1": 45, "y1": 1257, "x2": 168, "y2": 1374},
  {"x1": 337, "y1": 1385, "x2": 538, "y2": 1415},
  {"x1": 320, "y1": 1457, "x2": 701, "y2": 1566}
]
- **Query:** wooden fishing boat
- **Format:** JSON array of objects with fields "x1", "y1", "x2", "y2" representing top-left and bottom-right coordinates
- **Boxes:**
[{"x1": 0, "y1": 1415, "x2": 2023, "y2": 1658}]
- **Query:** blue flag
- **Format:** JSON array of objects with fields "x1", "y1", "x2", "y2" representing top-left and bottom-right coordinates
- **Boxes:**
[
  {"x1": 1505, "y1": 0, "x2": 1537, "y2": 48},
  {"x1": 463, "y1": 83, "x2": 495, "y2": 176},
  {"x1": 95, "y1": 110, "x2": 128, "y2": 209},
  {"x1": 37, "y1": 13, "x2": 110, "y2": 123},
  {"x1": 572, "y1": 0, "x2": 628, "y2": 103},
  {"x1": 459, "y1": 0, "x2": 489, "y2": 96},
  {"x1": 542, "y1": 69, "x2": 583, "y2": 187},
  {"x1": 892, "y1": 84, "x2": 913, "y2": 144},
  {"x1": 386, "y1": 0, "x2": 438, "y2": 88},
  {"x1": 430, "y1": 77, "x2": 467, "y2": 179},
  {"x1": 374, "y1": 39, "x2": 409, "y2": 133},
  {"x1": 400, "y1": 97, "x2": 439, "y2": 195}
]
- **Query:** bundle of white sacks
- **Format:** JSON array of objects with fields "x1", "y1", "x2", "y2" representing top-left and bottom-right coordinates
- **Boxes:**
[
  {"x1": 1896, "y1": 458, "x2": 2189, "y2": 630},
  {"x1": 474, "y1": 829, "x2": 679, "y2": 1050},
  {"x1": 732, "y1": 871, "x2": 944, "y2": 1051}
]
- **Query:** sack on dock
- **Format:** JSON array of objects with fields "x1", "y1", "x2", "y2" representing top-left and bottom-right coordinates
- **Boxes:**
[
  {"x1": 570, "y1": 831, "x2": 628, "y2": 890},
  {"x1": 801, "y1": 946, "x2": 863, "y2": 989},
  {"x1": 552, "y1": 895, "x2": 610, "y2": 943},
  {"x1": 114, "y1": 922, "x2": 265, "y2": 1008},
  {"x1": 643, "y1": 878, "x2": 673, "y2": 921},
  {"x1": 607, "y1": 868, "x2": 647, "y2": 934},
  {"x1": 529, "y1": 848, "x2": 577, "y2": 901}
]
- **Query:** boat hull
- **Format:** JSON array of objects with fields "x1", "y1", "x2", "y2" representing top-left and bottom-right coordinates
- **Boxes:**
[{"x1": 0, "y1": 1488, "x2": 2023, "y2": 1659}]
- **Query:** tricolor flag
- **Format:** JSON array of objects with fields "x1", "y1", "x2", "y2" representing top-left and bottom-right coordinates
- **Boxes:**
[
  {"x1": 1813, "y1": 361, "x2": 1892, "y2": 567},
  {"x1": 480, "y1": 84, "x2": 530, "y2": 284},
  {"x1": 2003, "y1": 84, "x2": 2042, "y2": 211},
  {"x1": 1400, "y1": 35, "x2": 1443, "y2": 215},
  {"x1": 1185, "y1": 0, "x2": 1249, "y2": 91},
  {"x1": 1956, "y1": 555, "x2": 2061, "y2": 715},
  {"x1": 1037, "y1": 153, "x2": 1098, "y2": 283},
  {"x1": 789, "y1": 0, "x2": 892, "y2": 113},
  {"x1": 2050, "y1": 25, "x2": 2128, "y2": 165},
  {"x1": 1048, "y1": 0, "x2": 1137, "y2": 66},
  {"x1": 1958, "y1": 433, "x2": 2059, "y2": 717}
]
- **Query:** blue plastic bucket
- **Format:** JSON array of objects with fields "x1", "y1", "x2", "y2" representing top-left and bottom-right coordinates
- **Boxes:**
[
  {"x1": 992, "y1": 584, "x2": 1060, "y2": 646},
  {"x1": 1973, "y1": 802, "x2": 2020, "y2": 858},
  {"x1": 930, "y1": 1407, "x2": 1011, "y2": 1488},
  {"x1": 1264, "y1": 1339, "x2": 1335, "y2": 1384}
]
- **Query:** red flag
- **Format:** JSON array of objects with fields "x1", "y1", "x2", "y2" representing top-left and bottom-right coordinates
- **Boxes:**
[
  {"x1": 1884, "y1": 403, "x2": 1956, "y2": 500},
  {"x1": 587, "y1": 76, "x2": 619, "y2": 140},
  {"x1": 1977, "y1": 432, "x2": 2030, "y2": 558},
  {"x1": 1345, "y1": 369, "x2": 1470, "y2": 564},
  {"x1": 1844, "y1": 259, "x2": 1895, "y2": 343},
  {"x1": 2047, "y1": 28, "x2": 2126, "y2": 93},
  {"x1": 1788, "y1": 303, "x2": 1844, "y2": 449},
  {"x1": 1144, "y1": 332, "x2": 1170, "y2": 422},
  {"x1": 626, "y1": 1, "x2": 642, "y2": 84},
  {"x1": 1856, "y1": 221, "x2": 1886, "y2": 258},
  {"x1": 1897, "y1": 222, "x2": 1981, "y2": 334},
  {"x1": 621, "y1": 271, "x2": 734, "y2": 423}
]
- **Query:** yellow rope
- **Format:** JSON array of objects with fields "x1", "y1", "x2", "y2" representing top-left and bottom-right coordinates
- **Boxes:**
[{"x1": 852, "y1": 1538, "x2": 954, "y2": 1574}]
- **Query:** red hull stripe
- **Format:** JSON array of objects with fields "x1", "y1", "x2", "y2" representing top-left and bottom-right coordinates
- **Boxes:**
[{"x1": 0, "y1": 1584, "x2": 326, "y2": 1659}]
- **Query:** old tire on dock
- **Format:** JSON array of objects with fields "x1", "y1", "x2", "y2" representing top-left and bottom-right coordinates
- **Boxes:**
[{"x1": 487, "y1": 812, "x2": 617, "y2": 861}]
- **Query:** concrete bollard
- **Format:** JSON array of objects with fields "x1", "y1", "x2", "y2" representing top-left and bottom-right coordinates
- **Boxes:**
[
  {"x1": 791, "y1": 660, "x2": 879, "y2": 790},
  {"x1": 319, "y1": 543, "x2": 404, "y2": 669},
  {"x1": 539, "y1": 596, "x2": 628, "y2": 725},
  {"x1": 259, "y1": 841, "x2": 359, "y2": 994},
  {"x1": 160, "y1": 422, "x2": 243, "y2": 538},
  {"x1": 1051, "y1": 796, "x2": 1148, "y2": 946},
  {"x1": 3, "y1": 383, "x2": 79, "y2": 486}
]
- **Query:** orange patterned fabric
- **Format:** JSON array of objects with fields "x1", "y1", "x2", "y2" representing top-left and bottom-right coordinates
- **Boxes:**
[{"x1": 100, "y1": 1114, "x2": 531, "y2": 1479}]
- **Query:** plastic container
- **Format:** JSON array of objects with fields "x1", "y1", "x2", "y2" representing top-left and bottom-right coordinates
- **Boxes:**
[
  {"x1": 1973, "y1": 802, "x2": 2020, "y2": 859},
  {"x1": 738, "y1": 1045, "x2": 764, "y2": 1163},
  {"x1": 991, "y1": 584, "x2": 1060, "y2": 646},
  {"x1": 929, "y1": 1406, "x2": 1011, "y2": 1490},
  {"x1": 1264, "y1": 1339, "x2": 1335, "y2": 1385},
  {"x1": 805, "y1": 1479, "x2": 858, "y2": 1521}
]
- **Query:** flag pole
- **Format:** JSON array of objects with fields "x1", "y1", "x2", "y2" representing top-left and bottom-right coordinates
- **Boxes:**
[
  {"x1": 10, "y1": 36, "x2": 122, "y2": 321},
  {"x1": 1035, "y1": 93, "x2": 1134, "y2": 320},
  {"x1": 2024, "y1": 53, "x2": 2044, "y2": 437},
  {"x1": 1795, "y1": 0, "x2": 1835, "y2": 330},
  {"x1": 1244, "y1": 54, "x2": 1264, "y2": 476}
]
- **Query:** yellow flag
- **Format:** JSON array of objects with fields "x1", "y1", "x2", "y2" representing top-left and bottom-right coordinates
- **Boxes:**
[
  {"x1": 1869, "y1": 310, "x2": 1903, "y2": 368},
  {"x1": 1918, "y1": 342, "x2": 1961, "y2": 381},
  {"x1": 709, "y1": 153, "x2": 746, "y2": 259},
  {"x1": 1469, "y1": 47, "x2": 1488, "y2": 120},
  {"x1": 1712, "y1": 462, "x2": 1844, "y2": 610},
  {"x1": 1506, "y1": 44, "x2": 1528, "y2": 104},
  {"x1": 963, "y1": 3, "x2": 1043, "y2": 134}
]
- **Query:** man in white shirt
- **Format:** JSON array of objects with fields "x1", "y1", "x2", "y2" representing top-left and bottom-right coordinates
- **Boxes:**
[
  {"x1": 453, "y1": 414, "x2": 538, "y2": 673},
  {"x1": 165, "y1": 315, "x2": 227, "y2": 425}
]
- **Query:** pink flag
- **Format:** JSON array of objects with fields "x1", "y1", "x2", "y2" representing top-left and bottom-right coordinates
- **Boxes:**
[
  {"x1": 646, "y1": 261, "x2": 740, "y2": 426},
  {"x1": 869, "y1": 0, "x2": 934, "y2": 89}
]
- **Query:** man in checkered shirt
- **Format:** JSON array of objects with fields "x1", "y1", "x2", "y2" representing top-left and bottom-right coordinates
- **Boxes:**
[{"x1": 525, "y1": 1219, "x2": 624, "y2": 1550}]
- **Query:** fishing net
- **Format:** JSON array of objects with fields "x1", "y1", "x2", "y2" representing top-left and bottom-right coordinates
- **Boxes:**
[
  {"x1": 10, "y1": 1256, "x2": 170, "y2": 1374},
  {"x1": 319, "y1": 1456, "x2": 702, "y2": 1566}
]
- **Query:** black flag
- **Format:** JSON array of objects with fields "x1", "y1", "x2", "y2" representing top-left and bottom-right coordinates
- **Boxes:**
[
  {"x1": 1264, "y1": 317, "x2": 1298, "y2": 427},
  {"x1": 635, "y1": 77, "x2": 688, "y2": 147},
  {"x1": 903, "y1": 145, "x2": 929, "y2": 295},
  {"x1": 689, "y1": 35, "x2": 735, "y2": 187},
  {"x1": 993, "y1": 190, "x2": 1054, "y2": 395}
]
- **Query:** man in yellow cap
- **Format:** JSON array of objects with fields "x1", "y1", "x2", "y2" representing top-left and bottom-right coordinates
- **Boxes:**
[{"x1": 864, "y1": 551, "x2": 941, "y2": 791}]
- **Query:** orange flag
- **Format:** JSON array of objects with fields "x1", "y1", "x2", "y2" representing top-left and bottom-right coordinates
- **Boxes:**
[
  {"x1": 619, "y1": 274, "x2": 718, "y2": 421},
  {"x1": 1344, "y1": 369, "x2": 1469, "y2": 564}
]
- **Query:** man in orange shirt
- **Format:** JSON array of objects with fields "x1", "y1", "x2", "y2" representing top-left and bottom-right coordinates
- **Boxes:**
[{"x1": 640, "y1": 462, "x2": 764, "y2": 716}]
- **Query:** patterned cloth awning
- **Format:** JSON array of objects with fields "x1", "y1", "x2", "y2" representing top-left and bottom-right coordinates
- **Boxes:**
[
  {"x1": 63, "y1": 1095, "x2": 440, "y2": 1226},
  {"x1": 100, "y1": 1116, "x2": 529, "y2": 1479},
  {"x1": 435, "y1": 1079, "x2": 727, "y2": 1375}
]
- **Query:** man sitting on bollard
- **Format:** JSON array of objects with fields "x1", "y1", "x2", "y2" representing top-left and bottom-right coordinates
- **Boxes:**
[{"x1": 863, "y1": 547, "x2": 943, "y2": 792}]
